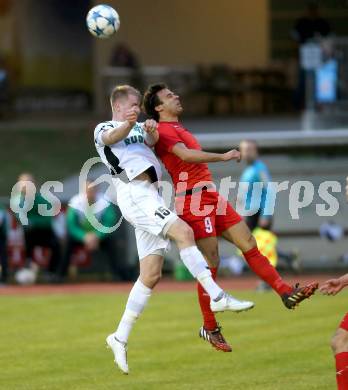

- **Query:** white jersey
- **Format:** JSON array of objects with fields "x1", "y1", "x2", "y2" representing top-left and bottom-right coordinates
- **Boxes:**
[
  {"x1": 94, "y1": 120, "x2": 178, "y2": 260},
  {"x1": 94, "y1": 121, "x2": 162, "y2": 182}
]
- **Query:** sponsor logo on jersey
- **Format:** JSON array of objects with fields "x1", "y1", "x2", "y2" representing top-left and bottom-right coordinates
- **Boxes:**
[
  {"x1": 133, "y1": 124, "x2": 144, "y2": 134},
  {"x1": 124, "y1": 125, "x2": 145, "y2": 145},
  {"x1": 124, "y1": 135, "x2": 144, "y2": 146}
]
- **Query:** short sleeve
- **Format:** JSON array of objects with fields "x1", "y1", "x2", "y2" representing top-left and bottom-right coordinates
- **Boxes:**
[
  {"x1": 94, "y1": 122, "x2": 115, "y2": 147},
  {"x1": 158, "y1": 124, "x2": 182, "y2": 152}
]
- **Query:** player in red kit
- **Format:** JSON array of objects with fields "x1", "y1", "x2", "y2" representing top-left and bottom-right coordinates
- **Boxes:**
[
  {"x1": 320, "y1": 275, "x2": 348, "y2": 389},
  {"x1": 320, "y1": 177, "x2": 348, "y2": 390},
  {"x1": 143, "y1": 83, "x2": 318, "y2": 353}
]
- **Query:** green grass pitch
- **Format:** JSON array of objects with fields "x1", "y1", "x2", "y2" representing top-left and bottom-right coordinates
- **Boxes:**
[{"x1": 0, "y1": 289, "x2": 346, "y2": 390}]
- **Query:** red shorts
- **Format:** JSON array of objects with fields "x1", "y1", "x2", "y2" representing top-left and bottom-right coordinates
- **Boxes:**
[
  {"x1": 340, "y1": 313, "x2": 348, "y2": 331},
  {"x1": 175, "y1": 189, "x2": 242, "y2": 240}
]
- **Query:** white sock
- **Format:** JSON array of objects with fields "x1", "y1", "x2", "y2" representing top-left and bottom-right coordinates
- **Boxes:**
[
  {"x1": 197, "y1": 269, "x2": 224, "y2": 301},
  {"x1": 179, "y1": 246, "x2": 223, "y2": 300},
  {"x1": 115, "y1": 279, "x2": 152, "y2": 343}
]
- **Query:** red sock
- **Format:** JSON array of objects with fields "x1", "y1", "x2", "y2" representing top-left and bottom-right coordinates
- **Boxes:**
[
  {"x1": 243, "y1": 247, "x2": 292, "y2": 296},
  {"x1": 197, "y1": 267, "x2": 218, "y2": 331},
  {"x1": 336, "y1": 352, "x2": 348, "y2": 389}
]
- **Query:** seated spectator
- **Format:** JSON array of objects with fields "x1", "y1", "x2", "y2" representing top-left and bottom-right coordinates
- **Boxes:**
[
  {"x1": 57, "y1": 181, "x2": 134, "y2": 282},
  {"x1": 0, "y1": 202, "x2": 8, "y2": 285},
  {"x1": 12, "y1": 173, "x2": 61, "y2": 278}
]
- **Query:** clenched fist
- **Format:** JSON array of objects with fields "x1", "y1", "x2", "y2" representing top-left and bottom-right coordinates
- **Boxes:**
[
  {"x1": 144, "y1": 119, "x2": 158, "y2": 135},
  {"x1": 125, "y1": 109, "x2": 138, "y2": 127}
]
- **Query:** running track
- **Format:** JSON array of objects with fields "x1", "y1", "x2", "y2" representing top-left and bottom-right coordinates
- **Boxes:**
[{"x1": 0, "y1": 274, "x2": 337, "y2": 296}]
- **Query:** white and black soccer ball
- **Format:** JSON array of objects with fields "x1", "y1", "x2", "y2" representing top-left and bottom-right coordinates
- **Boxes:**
[{"x1": 86, "y1": 4, "x2": 120, "y2": 39}]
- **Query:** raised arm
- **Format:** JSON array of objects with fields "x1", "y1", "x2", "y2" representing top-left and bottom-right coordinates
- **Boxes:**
[
  {"x1": 172, "y1": 143, "x2": 240, "y2": 164},
  {"x1": 101, "y1": 109, "x2": 137, "y2": 145}
]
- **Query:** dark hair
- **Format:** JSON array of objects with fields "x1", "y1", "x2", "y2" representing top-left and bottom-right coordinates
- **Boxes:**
[
  {"x1": 110, "y1": 85, "x2": 141, "y2": 111},
  {"x1": 143, "y1": 83, "x2": 167, "y2": 121}
]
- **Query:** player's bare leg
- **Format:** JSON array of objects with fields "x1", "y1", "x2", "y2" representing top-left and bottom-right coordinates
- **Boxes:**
[
  {"x1": 332, "y1": 328, "x2": 348, "y2": 355},
  {"x1": 107, "y1": 254, "x2": 163, "y2": 374},
  {"x1": 331, "y1": 327, "x2": 348, "y2": 389},
  {"x1": 221, "y1": 220, "x2": 318, "y2": 309},
  {"x1": 195, "y1": 236, "x2": 232, "y2": 352},
  {"x1": 166, "y1": 219, "x2": 254, "y2": 313}
]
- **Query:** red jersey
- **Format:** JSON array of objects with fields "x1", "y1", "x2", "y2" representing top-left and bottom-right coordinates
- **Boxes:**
[
  {"x1": 155, "y1": 121, "x2": 213, "y2": 191},
  {"x1": 341, "y1": 313, "x2": 348, "y2": 331}
]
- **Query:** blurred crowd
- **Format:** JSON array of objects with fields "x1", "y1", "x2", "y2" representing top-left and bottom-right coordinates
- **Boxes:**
[{"x1": 0, "y1": 173, "x2": 136, "y2": 286}]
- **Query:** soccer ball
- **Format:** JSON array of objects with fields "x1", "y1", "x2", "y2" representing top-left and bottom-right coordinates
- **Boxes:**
[{"x1": 86, "y1": 4, "x2": 120, "y2": 39}]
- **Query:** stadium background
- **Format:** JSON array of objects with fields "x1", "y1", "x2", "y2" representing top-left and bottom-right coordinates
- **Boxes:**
[
  {"x1": 1, "y1": 1, "x2": 348, "y2": 389},
  {"x1": 1, "y1": 0, "x2": 347, "y2": 272}
]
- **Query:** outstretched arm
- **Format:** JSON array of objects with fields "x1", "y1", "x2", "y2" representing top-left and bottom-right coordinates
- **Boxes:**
[
  {"x1": 172, "y1": 143, "x2": 240, "y2": 164},
  {"x1": 320, "y1": 274, "x2": 348, "y2": 295}
]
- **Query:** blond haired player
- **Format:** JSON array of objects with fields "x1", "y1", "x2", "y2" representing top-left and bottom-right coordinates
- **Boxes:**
[{"x1": 93, "y1": 85, "x2": 254, "y2": 374}]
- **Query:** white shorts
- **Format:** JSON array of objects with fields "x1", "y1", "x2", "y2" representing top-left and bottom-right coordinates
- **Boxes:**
[{"x1": 114, "y1": 179, "x2": 178, "y2": 260}]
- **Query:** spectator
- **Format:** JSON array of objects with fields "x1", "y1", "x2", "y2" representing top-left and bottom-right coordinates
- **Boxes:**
[
  {"x1": 291, "y1": 2, "x2": 332, "y2": 109},
  {"x1": 13, "y1": 173, "x2": 61, "y2": 278},
  {"x1": 292, "y1": 1, "x2": 331, "y2": 44},
  {"x1": 238, "y1": 140, "x2": 273, "y2": 231},
  {"x1": 238, "y1": 140, "x2": 299, "y2": 289},
  {"x1": 57, "y1": 181, "x2": 134, "y2": 282},
  {"x1": 0, "y1": 202, "x2": 8, "y2": 285}
]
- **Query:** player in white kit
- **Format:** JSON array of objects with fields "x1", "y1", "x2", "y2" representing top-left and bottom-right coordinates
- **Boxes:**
[{"x1": 94, "y1": 85, "x2": 254, "y2": 374}]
